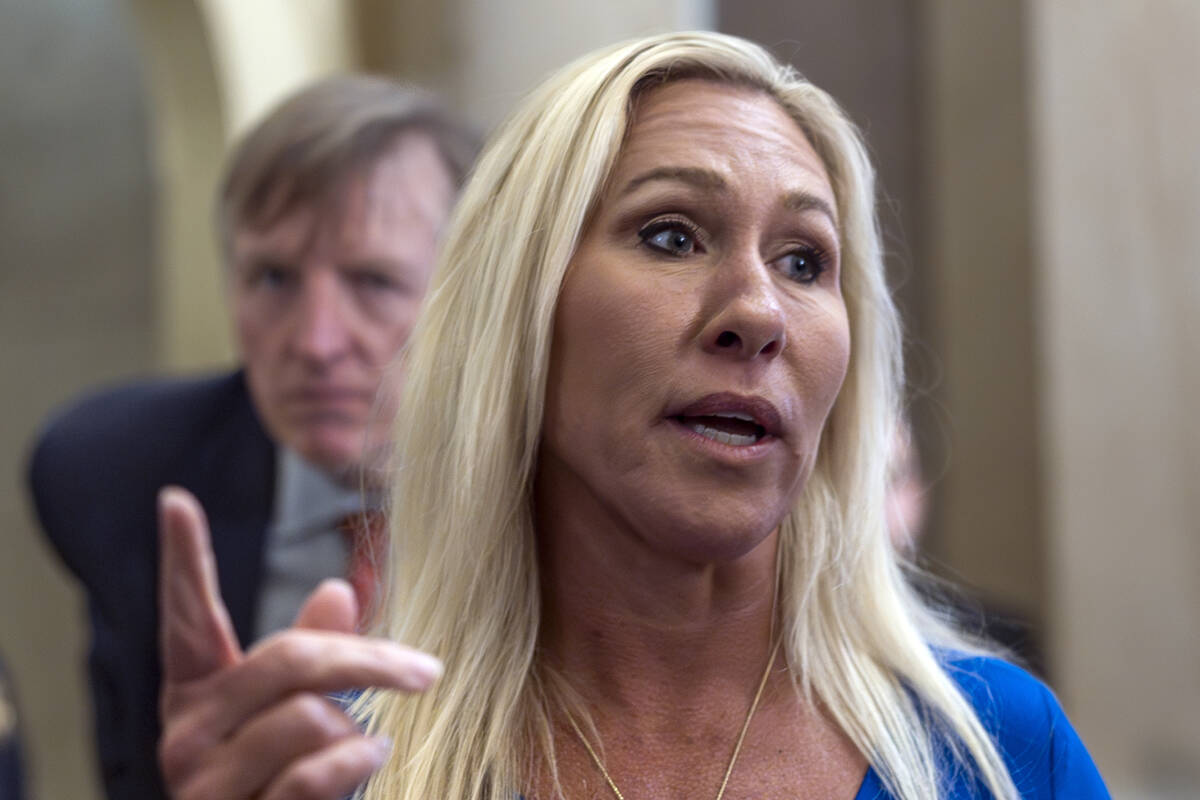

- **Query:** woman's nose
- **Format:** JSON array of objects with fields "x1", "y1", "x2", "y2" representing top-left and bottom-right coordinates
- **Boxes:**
[{"x1": 699, "y1": 255, "x2": 786, "y2": 360}]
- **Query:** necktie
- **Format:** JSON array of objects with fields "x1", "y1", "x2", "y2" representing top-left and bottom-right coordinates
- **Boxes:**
[{"x1": 336, "y1": 510, "x2": 387, "y2": 631}]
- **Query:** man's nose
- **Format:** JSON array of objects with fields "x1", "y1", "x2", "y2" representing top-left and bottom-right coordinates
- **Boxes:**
[
  {"x1": 289, "y1": 271, "x2": 352, "y2": 365},
  {"x1": 698, "y1": 253, "x2": 787, "y2": 361}
]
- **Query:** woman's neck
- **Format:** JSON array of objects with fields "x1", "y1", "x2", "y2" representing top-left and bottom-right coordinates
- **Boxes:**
[
  {"x1": 535, "y1": 463, "x2": 782, "y2": 711},
  {"x1": 530, "y1": 461, "x2": 870, "y2": 800}
]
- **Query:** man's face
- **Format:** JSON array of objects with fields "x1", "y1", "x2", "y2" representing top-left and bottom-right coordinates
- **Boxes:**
[{"x1": 229, "y1": 133, "x2": 454, "y2": 483}]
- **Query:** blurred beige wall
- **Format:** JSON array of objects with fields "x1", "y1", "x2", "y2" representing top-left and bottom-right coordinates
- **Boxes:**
[
  {"x1": 1, "y1": 4, "x2": 155, "y2": 799},
  {"x1": 357, "y1": 0, "x2": 714, "y2": 130},
  {"x1": 199, "y1": 0, "x2": 359, "y2": 138},
  {"x1": 1030, "y1": 2, "x2": 1200, "y2": 794},
  {"x1": 130, "y1": 0, "x2": 229, "y2": 371},
  {"x1": 439, "y1": 0, "x2": 715, "y2": 129},
  {"x1": 922, "y1": 0, "x2": 1045, "y2": 623}
]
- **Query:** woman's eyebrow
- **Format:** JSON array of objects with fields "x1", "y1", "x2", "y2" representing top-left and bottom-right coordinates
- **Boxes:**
[
  {"x1": 784, "y1": 191, "x2": 837, "y2": 226},
  {"x1": 619, "y1": 167, "x2": 838, "y2": 225},
  {"x1": 620, "y1": 166, "x2": 727, "y2": 196}
]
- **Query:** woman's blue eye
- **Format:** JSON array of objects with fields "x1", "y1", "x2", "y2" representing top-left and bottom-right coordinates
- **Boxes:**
[
  {"x1": 781, "y1": 247, "x2": 828, "y2": 284},
  {"x1": 639, "y1": 222, "x2": 698, "y2": 256}
]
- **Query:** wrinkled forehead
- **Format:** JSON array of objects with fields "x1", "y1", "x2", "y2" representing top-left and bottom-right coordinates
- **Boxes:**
[{"x1": 595, "y1": 78, "x2": 836, "y2": 220}]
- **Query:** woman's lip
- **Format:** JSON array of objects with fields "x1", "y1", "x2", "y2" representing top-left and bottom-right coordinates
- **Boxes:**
[
  {"x1": 668, "y1": 392, "x2": 784, "y2": 438},
  {"x1": 667, "y1": 416, "x2": 780, "y2": 458}
]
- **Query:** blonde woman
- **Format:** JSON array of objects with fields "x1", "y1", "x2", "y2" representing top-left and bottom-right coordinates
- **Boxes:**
[{"x1": 156, "y1": 32, "x2": 1108, "y2": 800}]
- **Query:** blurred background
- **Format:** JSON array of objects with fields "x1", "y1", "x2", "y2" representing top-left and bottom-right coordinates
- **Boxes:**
[{"x1": 0, "y1": 0, "x2": 1196, "y2": 797}]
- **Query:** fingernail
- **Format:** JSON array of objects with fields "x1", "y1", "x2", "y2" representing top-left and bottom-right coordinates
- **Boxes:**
[
  {"x1": 408, "y1": 653, "x2": 444, "y2": 688},
  {"x1": 158, "y1": 485, "x2": 186, "y2": 513}
]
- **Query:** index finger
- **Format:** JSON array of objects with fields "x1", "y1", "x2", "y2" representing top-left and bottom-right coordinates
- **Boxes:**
[
  {"x1": 159, "y1": 486, "x2": 242, "y2": 685},
  {"x1": 199, "y1": 631, "x2": 442, "y2": 740}
]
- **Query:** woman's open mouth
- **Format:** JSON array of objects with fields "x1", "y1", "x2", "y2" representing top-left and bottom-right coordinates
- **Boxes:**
[
  {"x1": 674, "y1": 412, "x2": 767, "y2": 446},
  {"x1": 667, "y1": 392, "x2": 783, "y2": 453}
]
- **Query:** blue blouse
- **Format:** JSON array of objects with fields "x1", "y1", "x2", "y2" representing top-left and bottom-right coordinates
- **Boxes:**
[
  {"x1": 514, "y1": 655, "x2": 1108, "y2": 800},
  {"x1": 413, "y1": 654, "x2": 1108, "y2": 800},
  {"x1": 853, "y1": 654, "x2": 1110, "y2": 798}
]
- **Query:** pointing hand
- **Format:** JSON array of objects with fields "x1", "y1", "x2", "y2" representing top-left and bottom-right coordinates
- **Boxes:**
[{"x1": 157, "y1": 487, "x2": 437, "y2": 800}]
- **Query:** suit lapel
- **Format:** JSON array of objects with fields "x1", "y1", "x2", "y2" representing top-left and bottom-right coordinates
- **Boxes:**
[{"x1": 187, "y1": 373, "x2": 275, "y2": 649}]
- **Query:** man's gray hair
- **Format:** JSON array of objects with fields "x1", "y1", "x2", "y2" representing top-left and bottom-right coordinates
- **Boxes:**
[{"x1": 217, "y1": 74, "x2": 479, "y2": 253}]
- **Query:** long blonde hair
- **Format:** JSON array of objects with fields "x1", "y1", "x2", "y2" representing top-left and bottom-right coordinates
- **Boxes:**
[{"x1": 358, "y1": 31, "x2": 1018, "y2": 800}]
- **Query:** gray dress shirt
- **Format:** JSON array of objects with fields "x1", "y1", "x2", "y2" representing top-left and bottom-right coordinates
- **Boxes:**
[{"x1": 253, "y1": 449, "x2": 380, "y2": 639}]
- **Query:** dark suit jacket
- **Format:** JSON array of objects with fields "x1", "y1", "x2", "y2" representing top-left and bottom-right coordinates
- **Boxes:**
[
  {"x1": 0, "y1": 655, "x2": 26, "y2": 800},
  {"x1": 28, "y1": 371, "x2": 275, "y2": 800}
]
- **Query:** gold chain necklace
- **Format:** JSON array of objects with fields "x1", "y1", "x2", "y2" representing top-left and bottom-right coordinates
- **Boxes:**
[{"x1": 564, "y1": 637, "x2": 782, "y2": 800}]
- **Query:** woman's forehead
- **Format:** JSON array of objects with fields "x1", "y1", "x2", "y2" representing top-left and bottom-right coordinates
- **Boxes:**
[{"x1": 607, "y1": 79, "x2": 835, "y2": 212}]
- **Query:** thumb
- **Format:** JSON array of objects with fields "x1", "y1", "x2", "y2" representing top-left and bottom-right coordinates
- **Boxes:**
[
  {"x1": 158, "y1": 486, "x2": 242, "y2": 684},
  {"x1": 293, "y1": 578, "x2": 359, "y2": 633}
]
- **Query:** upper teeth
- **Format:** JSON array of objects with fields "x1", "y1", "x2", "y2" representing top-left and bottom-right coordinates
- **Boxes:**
[
  {"x1": 711, "y1": 411, "x2": 756, "y2": 423},
  {"x1": 689, "y1": 423, "x2": 759, "y2": 447}
]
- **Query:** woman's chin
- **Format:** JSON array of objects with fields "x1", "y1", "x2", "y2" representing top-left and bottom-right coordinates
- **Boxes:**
[{"x1": 634, "y1": 506, "x2": 784, "y2": 566}]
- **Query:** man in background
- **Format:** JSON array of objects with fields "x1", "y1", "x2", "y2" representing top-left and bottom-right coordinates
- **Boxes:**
[{"x1": 28, "y1": 76, "x2": 478, "y2": 800}]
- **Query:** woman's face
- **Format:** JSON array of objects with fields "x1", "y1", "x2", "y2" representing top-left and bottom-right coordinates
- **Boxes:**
[{"x1": 540, "y1": 79, "x2": 850, "y2": 562}]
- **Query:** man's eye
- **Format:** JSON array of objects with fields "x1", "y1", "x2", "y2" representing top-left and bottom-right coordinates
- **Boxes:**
[
  {"x1": 779, "y1": 246, "x2": 830, "y2": 284},
  {"x1": 263, "y1": 268, "x2": 288, "y2": 286},
  {"x1": 350, "y1": 271, "x2": 397, "y2": 291},
  {"x1": 250, "y1": 265, "x2": 294, "y2": 289},
  {"x1": 638, "y1": 220, "x2": 701, "y2": 257}
]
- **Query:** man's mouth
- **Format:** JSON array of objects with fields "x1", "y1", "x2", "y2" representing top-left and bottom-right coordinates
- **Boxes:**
[
  {"x1": 286, "y1": 387, "x2": 373, "y2": 404},
  {"x1": 675, "y1": 412, "x2": 767, "y2": 447}
]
